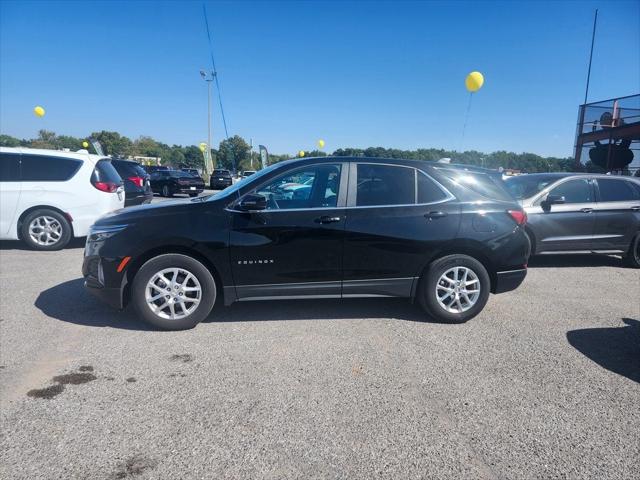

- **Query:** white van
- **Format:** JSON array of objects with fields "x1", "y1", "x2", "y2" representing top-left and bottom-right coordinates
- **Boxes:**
[{"x1": 0, "y1": 147, "x2": 125, "y2": 250}]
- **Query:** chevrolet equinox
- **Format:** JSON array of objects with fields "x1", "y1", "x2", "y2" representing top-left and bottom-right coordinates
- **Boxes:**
[{"x1": 83, "y1": 157, "x2": 530, "y2": 330}]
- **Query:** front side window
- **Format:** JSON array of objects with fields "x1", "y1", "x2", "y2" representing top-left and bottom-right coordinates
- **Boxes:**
[
  {"x1": 597, "y1": 179, "x2": 640, "y2": 202},
  {"x1": 548, "y1": 179, "x2": 593, "y2": 204},
  {"x1": 254, "y1": 164, "x2": 341, "y2": 210},
  {"x1": 0, "y1": 153, "x2": 20, "y2": 182},
  {"x1": 20, "y1": 155, "x2": 82, "y2": 182},
  {"x1": 356, "y1": 164, "x2": 415, "y2": 206}
]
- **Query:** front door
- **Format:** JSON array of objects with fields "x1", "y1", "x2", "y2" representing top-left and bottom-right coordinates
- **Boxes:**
[
  {"x1": 229, "y1": 162, "x2": 347, "y2": 299},
  {"x1": 528, "y1": 178, "x2": 596, "y2": 252}
]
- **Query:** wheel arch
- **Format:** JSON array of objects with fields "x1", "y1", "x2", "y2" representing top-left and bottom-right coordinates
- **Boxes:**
[
  {"x1": 414, "y1": 241, "x2": 498, "y2": 297},
  {"x1": 124, "y1": 245, "x2": 224, "y2": 307},
  {"x1": 17, "y1": 205, "x2": 75, "y2": 240}
]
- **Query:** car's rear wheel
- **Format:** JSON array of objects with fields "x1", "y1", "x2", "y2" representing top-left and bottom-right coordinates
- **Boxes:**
[
  {"x1": 20, "y1": 209, "x2": 72, "y2": 251},
  {"x1": 623, "y1": 233, "x2": 640, "y2": 268},
  {"x1": 162, "y1": 185, "x2": 173, "y2": 197},
  {"x1": 418, "y1": 254, "x2": 491, "y2": 323},
  {"x1": 131, "y1": 254, "x2": 216, "y2": 330}
]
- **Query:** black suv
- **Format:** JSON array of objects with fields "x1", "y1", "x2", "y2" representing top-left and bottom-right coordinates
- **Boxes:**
[
  {"x1": 84, "y1": 157, "x2": 529, "y2": 330},
  {"x1": 210, "y1": 168, "x2": 233, "y2": 190},
  {"x1": 149, "y1": 170, "x2": 205, "y2": 197},
  {"x1": 110, "y1": 159, "x2": 153, "y2": 207}
]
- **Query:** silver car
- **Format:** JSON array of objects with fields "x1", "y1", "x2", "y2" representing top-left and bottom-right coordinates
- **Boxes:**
[{"x1": 504, "y1": 173, "x2": 640, "y2": 267}]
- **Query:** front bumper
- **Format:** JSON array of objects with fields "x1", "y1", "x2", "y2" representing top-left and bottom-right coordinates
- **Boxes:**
[
  {"x1": 494, "y1": 268, "x2": 527, "y2": 294},
  {"x1": 83, "y1": 256, "x2": 128, "y2": 309}
]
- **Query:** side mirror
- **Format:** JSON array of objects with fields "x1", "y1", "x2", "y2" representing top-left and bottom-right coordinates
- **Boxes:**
[
  {"x1": 238, "y1": 193, "x2": 267, "y2": 211},
  {"x1": 541, "y1": 194, "x2": 565, "y2": 209}
]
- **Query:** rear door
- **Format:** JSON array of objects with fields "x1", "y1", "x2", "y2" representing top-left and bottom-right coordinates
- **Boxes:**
[
  {"x1": 529, "y1": 178, "x2": 596, "y2": 252},
  {"x1": 342, "y1": 163, "x2": 459, "y2": 297},
  {"x1": 592, "y1": 177, "x2": 640, "y2": 251},
  {"x1": 0, "y1": 151, "x2": 22, "y2": 236}
]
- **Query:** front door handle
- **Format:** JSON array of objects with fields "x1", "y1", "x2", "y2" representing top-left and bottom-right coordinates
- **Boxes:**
[
  {"x1": 314, "y1": 215, "x2": 342, "y2": 224},
  {"x1": 580, "y1": 208, "x2": 593, "y2": 213},
  {"x1": 425, "y1": 211, "x2": 448, "y2": 220}
]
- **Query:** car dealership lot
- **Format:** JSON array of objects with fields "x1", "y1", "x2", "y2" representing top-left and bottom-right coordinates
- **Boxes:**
[{"x1": 0, "y1": 202, "x2": 638, "y2": 479}]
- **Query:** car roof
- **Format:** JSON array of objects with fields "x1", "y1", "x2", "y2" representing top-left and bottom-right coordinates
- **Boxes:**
[{"x1": 0, "y1": 146, "x2": 106, "y2": 162}]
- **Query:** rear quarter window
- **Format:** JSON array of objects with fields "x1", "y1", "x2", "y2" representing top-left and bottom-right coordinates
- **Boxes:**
[{"x1": 20, "y1": 154, "x2": 82, "y2": 182}]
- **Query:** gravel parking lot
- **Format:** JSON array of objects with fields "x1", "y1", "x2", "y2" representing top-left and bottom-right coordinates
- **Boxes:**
[{"x1": 1, "y1": 195, "x2": 638, "y2": 479}]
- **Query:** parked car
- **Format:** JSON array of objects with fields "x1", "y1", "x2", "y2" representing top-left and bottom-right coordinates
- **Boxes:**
[
  {"x1": 111, "y1": 159, "x2": 153, "y2": 207},
  {"x1": 504, "y1": 173, "x2": 640, "y2": 267},
  {"x1": 210, "y1": 169, "x2": 233, "y2": 190},
  {"x1": 149, "y1": 170, "x2": 205, "y2": 197},
  {"x1": 84, "y1": 156, "x2": 530, "y2": 330},
  {"x1": 241, "y1": 170, "x2": 256, "y2": 179},
  {"x1": 0, "y1": 147, "x2": 124, "y2": 250},
  {"x1": 181, "y1": 168, "x2": 200, "y2": 177},
  {"x1": 143, "y1": 165, "x2": 170, "y2": 174}
]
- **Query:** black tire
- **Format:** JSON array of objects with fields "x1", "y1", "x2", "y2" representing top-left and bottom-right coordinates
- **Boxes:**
[
  {"x1": 623, "y1": 233, "x2": 640, "y2": 268},
  {"x1": 131, "y1": 254, "x2": 217, "y2": 330},
  {"x1": 418, "y1": 254, "x2": 491, "y2": 324},
  {"x1": 20, "y1": 209, "x2": 72, "y2": 251},
  {"x1": 162, "y1": 185, "x2": 173, "y2": 197}
]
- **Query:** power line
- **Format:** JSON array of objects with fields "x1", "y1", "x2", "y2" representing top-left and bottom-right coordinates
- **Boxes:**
[{"x1": 202, "y1": 3, "x2": 229, "y2": 139}]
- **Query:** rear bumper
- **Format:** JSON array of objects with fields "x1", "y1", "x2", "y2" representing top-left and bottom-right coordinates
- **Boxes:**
[
  {"x1": 177, "y1": 187, "x2": 204, "y2": 194},
  {"x1": 125, "y1": 191, "x2": 153, "y2": 206},
  {"x1": 493, "y1": 268, "x2": 527, "y2": 294},
  {"x1": 211, "y1": 180, "x2": 232, "y2": 189}
]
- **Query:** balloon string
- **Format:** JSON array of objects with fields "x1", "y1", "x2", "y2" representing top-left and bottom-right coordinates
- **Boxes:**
[{"x1": 461, "y1": 92, "x2": 473, "y2": 147}]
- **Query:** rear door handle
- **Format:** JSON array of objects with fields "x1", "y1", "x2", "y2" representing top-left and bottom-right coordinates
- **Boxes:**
[
  {"x1": 314, "y1": 215, "x2": 342, "y2": 224},
  {"x1": 580, "y1": 208, "x2": 593, "y2": 213},
  {"x1": 424, "y1": 211, "x2": 448, "y2": 220}
]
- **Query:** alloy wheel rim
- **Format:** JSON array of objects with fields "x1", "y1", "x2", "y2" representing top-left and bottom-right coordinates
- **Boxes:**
[
  {"x1": 435, "y1": 266, "x2": 481, "y2": 313},
  {"x1": 28, "y1": 216, "x2": 62, "y2": 246},
  {"x1": 145, "y1": 267, "x2": 202, "y2": 320}
]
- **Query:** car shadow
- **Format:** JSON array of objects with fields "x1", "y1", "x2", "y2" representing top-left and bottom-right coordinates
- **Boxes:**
[
  {"x1": 0, "y1": 237, "x2": 86, "y2": 251},
  {"x1": 528, "y1": 254, "x2": 624, "y2": 268},
  {"x1": 36, "y1": 279, "x2": 429, "y2": 331},
  {"x1": 566, "y1": 318, "x2": 640, "y2": 384},
  {"x1": 35, "y1": 278, "x2": 154, "y2": 331}
]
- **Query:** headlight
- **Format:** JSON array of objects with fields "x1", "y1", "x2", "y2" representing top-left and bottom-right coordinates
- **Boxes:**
[{"x1": 87, "y1": 224, "x2": 128, "y2": 242}]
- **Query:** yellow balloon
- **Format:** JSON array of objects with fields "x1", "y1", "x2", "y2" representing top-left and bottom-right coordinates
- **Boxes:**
[
  {"x1": 82, "y1": 141, "x2": 89, "y2": 148},
  {"x1": 33, "y1": 106, "x2": 45, "y2": 117},
  {"x1": 199, "y1": 142, "x2": 207, "y2": 152},
  {"x1": 298, "y1": 150, "x2": 305, "y2": 157},
  {"x1": 465, "y1": 71, "x2": 484, "y2": 93},
  {"x1": 317, "y1": 139, "x2": 325, "y2": 149}
]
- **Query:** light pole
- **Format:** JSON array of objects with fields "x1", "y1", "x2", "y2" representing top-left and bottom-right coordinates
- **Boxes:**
[{"x1": 200, "y1": 70, "x2": 215, "y2": 175}]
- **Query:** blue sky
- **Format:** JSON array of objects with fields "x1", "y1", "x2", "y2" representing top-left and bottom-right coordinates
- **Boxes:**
[{"x1": 1, "y1": 0, "x2": 638, "y2": 157}]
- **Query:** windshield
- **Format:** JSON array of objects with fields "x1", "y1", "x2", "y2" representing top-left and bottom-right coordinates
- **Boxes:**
[
  {"x1": 504, "y1": 175, "x2": 566, "y2": 199},
  {"x1": 169, "y1": 171, "x2": 197, "y2": 178}
]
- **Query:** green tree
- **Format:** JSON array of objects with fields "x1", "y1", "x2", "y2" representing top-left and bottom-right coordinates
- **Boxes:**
[
  {"x1": 0, "y1": 134, "x2": 22, "y2": 147},
  {"x1": 218, "y1": 135, "x2": 250, "y2": 171},
  {"x1": 90, "y1": 131, "x2": 132, "y2": 156}
]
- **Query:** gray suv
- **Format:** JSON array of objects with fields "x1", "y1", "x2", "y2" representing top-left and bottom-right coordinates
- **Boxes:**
[{"x1": 505, "y1": 173, "x2": 640, "y2": 267}]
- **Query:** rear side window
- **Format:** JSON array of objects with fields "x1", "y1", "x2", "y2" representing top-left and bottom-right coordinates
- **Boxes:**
[
  {"x1": 418, "y1": 171, "x2": 448, "y2": 203},
  {"x1": 0, "y1": 153, "x2": 20, "y2": 181},
  {"x1": 597, "y1": 179, "x2": 640, "y2": 202},
  {"x1": 91, "y1": 160, "x2": 122, "y2": 184},
  {"x1": 21, "y1": 154, "x2": 82, "y2": 182},
  {"x1": 356, "y1": 164, "x2": 415, "y2": 206}
]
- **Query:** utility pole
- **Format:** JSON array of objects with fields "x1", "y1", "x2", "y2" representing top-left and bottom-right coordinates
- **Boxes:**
[
  {"x1": 200, "y1": 70, "x2": 215, "y2": 176},
  {"x1": 249, "y1": 138, "x2": 253, "y2": 169}
]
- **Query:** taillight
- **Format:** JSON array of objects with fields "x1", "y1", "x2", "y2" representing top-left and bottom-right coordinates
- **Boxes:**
[
  {"x1": 93, "y1": 181, "x2": 119, "y2": 193},
  {"x1": 508, "y1": 209, "x2": 527, "y2": 226},
  {"x1": 128, "y1": 176, "x2": 144, "y2": 187}
]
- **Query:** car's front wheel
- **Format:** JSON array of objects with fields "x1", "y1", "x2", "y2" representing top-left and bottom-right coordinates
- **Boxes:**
[
  {"x1": 20, "y1": 209, "x2": 72, "y2": 251},
  {"x1": 418, "y1": 254, "x2": 491, "y2": 323},
  {"x1": 131, "y1": 254, "x2": 217, "y2": 330}
]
